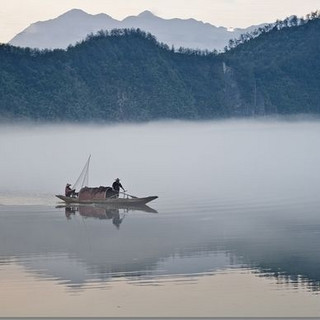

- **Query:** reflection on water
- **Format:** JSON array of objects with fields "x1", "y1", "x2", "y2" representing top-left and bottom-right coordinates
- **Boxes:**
[
  {"x1": 62, "y1": 203, "x2": 158, "y2": 228},
  {"x1": 65, "y1": 205, "x2": 125, "y2": 228},
  {"x1": 0, "y1": 199, "x2": 319, "y2": 294},
  {"x1": 1, "y1": 120, "x2": 320, "y2": 316}
]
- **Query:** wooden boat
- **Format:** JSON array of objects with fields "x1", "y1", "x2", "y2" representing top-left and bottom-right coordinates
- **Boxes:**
[
  {"x1": 56, "y1": 156, "x2": 158, "y2": 206},
  {"x1": 56, "y1": 194, "x2": 158, "y2": 205}
]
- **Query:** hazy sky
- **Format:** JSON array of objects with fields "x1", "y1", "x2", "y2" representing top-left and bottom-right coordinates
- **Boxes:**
[{"x1": 0, "y1": 0, "x2": 319, "y2": 43}]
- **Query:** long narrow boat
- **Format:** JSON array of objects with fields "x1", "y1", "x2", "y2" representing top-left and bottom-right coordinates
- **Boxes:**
[
  {"x1": 56, "y1": 156, "x2": 158, "y2": 206},
  {"x1": 55, "y1": 194, "x2": 158, "y2": 205}
]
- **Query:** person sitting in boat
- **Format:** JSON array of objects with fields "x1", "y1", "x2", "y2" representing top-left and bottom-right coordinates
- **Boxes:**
[
  {"x1": 65, "y1": 183, "x2": 77, "y2": 197},
  {"x1": 112, "y1": 178, "x2": 125, "y2": 197}
]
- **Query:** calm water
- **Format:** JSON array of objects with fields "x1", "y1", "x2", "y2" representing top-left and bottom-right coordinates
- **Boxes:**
[{"x1": 0, "y1": 119, "x2": 320, "y2": 317}]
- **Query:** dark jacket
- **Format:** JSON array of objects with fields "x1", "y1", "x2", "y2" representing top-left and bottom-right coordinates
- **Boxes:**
[
  {"x1": 112, "y1": 181, "x2": 124, "y2": 192},
  {"x1": 65, "y1": 185, "x2": 75, "y2": 197}
]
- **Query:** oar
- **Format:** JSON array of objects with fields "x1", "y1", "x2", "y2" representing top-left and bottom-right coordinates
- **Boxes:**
[{"x1": 119, "y1": 191, "x2": 138, "y2": 198}]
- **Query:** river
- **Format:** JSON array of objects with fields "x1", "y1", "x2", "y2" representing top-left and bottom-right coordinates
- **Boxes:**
[{"x1": 0, "y1": 119, "x2": 319, "y2": 317}]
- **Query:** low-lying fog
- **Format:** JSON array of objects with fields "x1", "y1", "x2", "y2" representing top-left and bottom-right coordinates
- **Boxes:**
[{"x1": 1, "y1": 119, "x2": 320, "y2": 204}]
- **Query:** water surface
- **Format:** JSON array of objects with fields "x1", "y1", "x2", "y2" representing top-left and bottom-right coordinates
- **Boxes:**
[{"x1": 0, "y1": 119, "x2": 320, "y2": 317}]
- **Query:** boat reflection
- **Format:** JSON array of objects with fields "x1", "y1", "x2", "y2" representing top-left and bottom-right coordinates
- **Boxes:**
[{"x1": 60, "y1": 203, "x2": 157, "y2": 228}]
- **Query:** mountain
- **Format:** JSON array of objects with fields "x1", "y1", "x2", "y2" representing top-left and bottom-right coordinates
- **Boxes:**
[
  {"x1": 9, "y1": 9, "x2": 265, "y2": 51},
  {"x1": 120, "y1": 10, "x2": 264, "y2": 51},
  {"x1": 9, "y1": 9, "x2": 120, "y2": 50},
  {"x1": 1, "y1": 15, "x2": 320, "y2": 122}
]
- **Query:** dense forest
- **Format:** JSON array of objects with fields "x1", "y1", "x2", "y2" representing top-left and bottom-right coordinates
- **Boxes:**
[{"x1": 0, "y1": 12, "x2": 320, "y2": 122}]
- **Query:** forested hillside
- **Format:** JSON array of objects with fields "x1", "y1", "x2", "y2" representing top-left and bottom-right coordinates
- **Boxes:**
[
  {"x1": 0, "y1": 14, "x2": 320, "y2": 122},
  {"x1": 224, "y1": 15, "x2": 320, "y2": 115}
]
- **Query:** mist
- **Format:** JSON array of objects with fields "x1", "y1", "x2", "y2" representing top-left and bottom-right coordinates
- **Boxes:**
[{"x1": 1, "y1": 119, "x2": 320, "y2": 206}]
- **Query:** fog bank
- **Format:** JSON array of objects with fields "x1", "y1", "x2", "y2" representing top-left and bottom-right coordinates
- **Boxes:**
[{"x1": 1, "y1": 119, "x2": 320, "y2": 205}]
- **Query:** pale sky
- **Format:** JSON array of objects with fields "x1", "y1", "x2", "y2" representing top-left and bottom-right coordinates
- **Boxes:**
[{"x1": 0, "y1": 0, "x2": 319, "y2": 43}]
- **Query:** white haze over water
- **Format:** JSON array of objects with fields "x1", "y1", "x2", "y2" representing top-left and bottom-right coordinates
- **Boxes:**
[{"x1": 1, "y1": 119, "x2": 320, "y2": 206}]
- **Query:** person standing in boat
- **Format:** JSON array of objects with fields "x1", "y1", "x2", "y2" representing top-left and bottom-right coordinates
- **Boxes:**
[
  {"x1": 112, "y1": 178, "x2": 125, "y2": 197},
  {"x1": 65, "y1": 183, "x2": 76, "y2": 197}
]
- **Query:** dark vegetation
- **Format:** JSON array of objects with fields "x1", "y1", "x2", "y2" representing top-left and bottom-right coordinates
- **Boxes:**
[{"x1": 0, "y1": 11, "x2": 319, "y2": 122}]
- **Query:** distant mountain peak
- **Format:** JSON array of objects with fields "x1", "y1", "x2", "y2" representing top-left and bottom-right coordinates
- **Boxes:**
[
  {"x1": 59, "y1": 8, "x2": 113, "y2": 19},
  {"x1": 9, "y1": 9, "x2": 267, "y2": 51},
  {"x1": 138, "y1": 10, "x2": 155, "y2": 18},
  {"x1": 61, "y1": 8, "x2": 89, "y2": 17}
]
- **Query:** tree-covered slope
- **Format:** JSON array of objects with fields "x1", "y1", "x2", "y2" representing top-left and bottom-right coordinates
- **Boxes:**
[
  {"x1": 224, "y1": 16, "x2": 320, "y2": 115},
  {"x1": 0, "y1": 15, "x2": 320, "y2": 122},
  {"x1": 0, "y1": 29, "x2": 223, "y2": 121}
]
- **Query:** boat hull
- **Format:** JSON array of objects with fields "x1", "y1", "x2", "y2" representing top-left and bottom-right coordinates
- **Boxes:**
[{"x1": 56, "y1": 194, "x2": 158, "y2": 205}]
